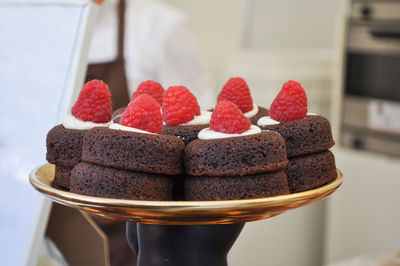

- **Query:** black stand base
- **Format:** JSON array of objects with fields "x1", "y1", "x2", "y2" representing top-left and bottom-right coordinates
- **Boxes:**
[{"x1": 126, "y1": 223, "x2": 245, "y2": 266}]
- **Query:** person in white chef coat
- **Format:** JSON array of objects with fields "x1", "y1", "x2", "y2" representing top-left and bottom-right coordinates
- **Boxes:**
[
  {"x1": 86, "y1": 1, "x2": 214, "y2": 265},
  {"x1": 87, "y1": 0, "x2": 214, "y2": 110}
]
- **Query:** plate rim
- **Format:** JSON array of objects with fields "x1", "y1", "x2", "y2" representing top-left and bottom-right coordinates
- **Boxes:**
[{"x1": 30, "y1": 163, "x2": 343, "y2": 211}]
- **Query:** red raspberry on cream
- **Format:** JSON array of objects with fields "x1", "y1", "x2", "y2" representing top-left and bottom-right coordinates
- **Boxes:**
[
  {"x1": 132, "y1": 80, "x2": 164, "y2": 106},
  {"x1": 269, "y1": 80, "x2": 308, "y2": 123},
  {"x1": 210, "y1": 101, "x2": 251, "y2": 134},
  {"x1": 71, "y1": 80, "x2": 112, "y2": 123},
  {"x1": 217, "y1": 77, "x2": 254, "y2": 114},
  {"x1": 162, "y1": 86, "x2": 201, "y2": 126},
  {"x1": 120, "y1": 94, "x2": 163, "y2": 134}
]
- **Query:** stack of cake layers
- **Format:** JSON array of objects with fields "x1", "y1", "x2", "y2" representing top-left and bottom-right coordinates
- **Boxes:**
[
  {"x1": 69, "y1": 127, "x2": 185, "y2": 201},
  {"x1": 259, "y1": 115, "x2": 336, "y2": 193},
  {"x1": 183, "y1": 131, "x2": 290, "y2": 200},
  {"x1": 46, "y1": 126, "x2": 85, "y2": 190}
]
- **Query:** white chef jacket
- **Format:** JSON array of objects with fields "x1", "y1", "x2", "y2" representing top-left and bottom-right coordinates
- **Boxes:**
[{"x1": 88, "y1": 0, "x2": 215, "y2": 109}]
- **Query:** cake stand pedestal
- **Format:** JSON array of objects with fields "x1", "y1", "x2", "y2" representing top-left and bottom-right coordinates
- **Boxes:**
[
  {"x1": 29, "y1": 164, "x2": 343, "y2": 266},
  {"x1": 127, "y1": 223, "x2": 244, "y2": 266}
]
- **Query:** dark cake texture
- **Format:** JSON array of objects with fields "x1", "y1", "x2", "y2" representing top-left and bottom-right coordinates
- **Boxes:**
[
  {"x1": 285, "y1": 150, "x2": 336, "y2": 193},
  {"x1": 171, "y1": 174, "x2": 186, "y2": 201},
  {"x1": 162, "y1": 124, "x2": 208, "y2": 145},
  {"x1": 249, "y1": 106, "x2": 269, "y2": 125},
  {"x1": 185, "y1": 170, "x2": 289, "y2": 201},
  {"x1": 259, "y1": 115, "x2": 335, "y2": 157},
  {"x1": 46, "y1": 125, "x2": 85, "y2": 166},
  {"x1": 54, "y1": 165, "x2": 74, "y2": 190},
  {"x1": 82, "y1": 127, "x2": 185, "y2": 175},
  {"x1": 184, "y1": 131, "x2": 288, "y2": 177},
  {"x1": 70, "y1": 162, "x2": 173, "y2": 200},
  {"x1": 112, "y1": 107, "x2": 126, "y2": 123}
]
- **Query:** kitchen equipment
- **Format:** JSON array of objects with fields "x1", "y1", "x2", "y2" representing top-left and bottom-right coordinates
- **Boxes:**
[{"x1": 341, "y1": 0, "x2": 400, "y2": 156}]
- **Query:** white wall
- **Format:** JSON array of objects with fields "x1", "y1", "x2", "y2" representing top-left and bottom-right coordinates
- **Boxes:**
[
  {"x1": 324, "y1": 148, "x2": 400, "y2": 264},
  {"x1": 229, "y1": 201, "x2": 326, "y2": 266},
  {"x1": 167, "y1": 0, "x2": 242, "y2": 88},
  {"x1": 248, "y1": 0, "x2": 348, "y2": 50},
  {"x1": 167, "y1": 0, "x2": 349, "y2": 87}
]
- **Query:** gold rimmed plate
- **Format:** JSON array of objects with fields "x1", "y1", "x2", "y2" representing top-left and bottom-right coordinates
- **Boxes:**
[{"x1": 30, "y1": 164, "x2": 343, "y2": 225}]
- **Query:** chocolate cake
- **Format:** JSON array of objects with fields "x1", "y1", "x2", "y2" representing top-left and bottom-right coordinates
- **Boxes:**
[
  {"x1": 54, "y1": 165, "x2": 74, "y2": 189},
  {"x1": 162, "y1": 124, "x2": 208, "y2": 145},
  {"x1": 161, "y1": 123, "x2": 208, "y2": 199},
  {"x1": 70, "y1": 162, "x2": 173, "y2": 200},
  {"x1": 46, "y1": 125, "x2": 85, "y2": 189},
  {"x1": 184, "y1": 131, "x2": 288, "y2": 177},
  {"x1": 258, "y1": 115, "x2": 335, "y2": 157},
  {"x1": 82, "y1": 127, "x2": 185, "y2": 175},
  {"x1": 46, "y1": 125, "x2": 85, "y2": 166},
  {"x1": 285, "y1": 150, "x2": 336, "y2": 193},
  {"x1": 184, "y1": 100, "x2": 290, "y2": 201},
  {"x1": 248, "y1": 106, "x2": 269, "y2": 125},
  {"x1": 185, "y1": 170, "x2": 289, "y2": 200}
]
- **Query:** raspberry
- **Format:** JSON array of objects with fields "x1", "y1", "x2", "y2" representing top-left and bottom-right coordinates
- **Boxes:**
[
  {"x1": 269, "y1": 80, "x2": 308, "y2": 122},
  {"x1": 162, "y1": 86, "x2": 201, "y2": 126},
  {"x1": 217, "y1": 77, "x2": 254, "y2": 113},
  {"x1": 71, "y1": 80, "x2": 112, "y2": 123},
  {"x1": 210, "y1": 101, "x2": 251, "y2": 134},
  {"x1": 132, "y1": 80, "x2": 164, "y2": 106},
  {"x1": 120, "y1": 94, "x2": 162, "y2": 134}
]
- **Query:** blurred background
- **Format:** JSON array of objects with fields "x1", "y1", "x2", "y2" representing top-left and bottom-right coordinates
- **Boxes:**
[{"x1": 1, "y1": 0, "x2": 400, "y2": 265}]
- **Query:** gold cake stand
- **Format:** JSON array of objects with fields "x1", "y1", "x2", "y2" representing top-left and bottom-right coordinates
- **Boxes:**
[{"x1": 29, "y1": 163, "x2": 343, "y2": 225}]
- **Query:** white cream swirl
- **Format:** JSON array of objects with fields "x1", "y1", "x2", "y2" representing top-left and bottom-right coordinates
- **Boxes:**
[
  {"x1": 62, "y1": 115, "x2": 112, "y2": 130},
  {"x1": 257, "y1": 116, "x2": 279, "y2": 126},
  {"x1": 198, "y1": 125, "x2": 261, "y2": 140},
  {"x1": 109, "y1": 123, "x2": 155, "y2": 135},
  {"x1": 182, "y1": 111, "x2": 212, "y2": 126},
  {"x1": 257, "y1": 112, "x2": 317, "y2": 126},
  {"x1": 244, "y1": 103, "x2": 259, "y2": 118}
]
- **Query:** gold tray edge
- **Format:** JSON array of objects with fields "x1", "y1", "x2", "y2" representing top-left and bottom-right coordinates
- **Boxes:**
[
  {"x1": 30, "y1": 164, "x2": 342, "y2": 209},
  {"x1": 29, "y1": 164, "x2": 343, "y2": 224},
  {"x1": 29, "y1": 164, "x2": 343, "y2": 208}
]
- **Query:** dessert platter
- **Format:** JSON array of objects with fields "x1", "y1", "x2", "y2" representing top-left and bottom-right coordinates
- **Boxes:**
[
  {"x1": 29, "y1": 78, "x2": 343, "y2": 265},
  {"x1": 30, "y1": 78, "x2": 342, "y2": 224}
]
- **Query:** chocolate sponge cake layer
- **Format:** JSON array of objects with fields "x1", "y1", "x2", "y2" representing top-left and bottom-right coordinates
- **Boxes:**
[
  {"x1": 184, "y1": 131, "x2": 288, "y2": 177},
  {"x1": 162, "y1": 124, "x2": 208, "y2": 145},
  {"x1": 70, "y1": 162, "x2": 173, "y2": 200},
  {"x1": 54, "y1": 165, "x2": 74, "y2": 190},
  {"x1": 82, "y1": 127, "x2": 185, "y2": 175},
  {"x1": 185, "y1": 170, "x2": 289, "y2": 201},
  {"x1": 249, "y1": 106, "x2": 269, "y2": 125},
  {"x1": 46, "y1": 125, "x2": 85, "y2": 166},
  {"x1": 259, "y1": 115, "x2": 335, "y2": 158},
  {"x1": 285, "y1": 150, "x2": 336, "y2": 193}
]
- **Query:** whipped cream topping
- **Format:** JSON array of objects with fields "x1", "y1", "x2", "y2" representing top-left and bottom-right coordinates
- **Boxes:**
[
  {"x1": 182, "y1": 111, "x2": 212, "y2": 126},
  {"x1": 198, "y1": 125, "x2": 261, "y2": 140},
  {"x1": 109, "y1": 123, "x2": 155, "y2": 135},
  {"x1": 62, "y1": 115, "x2": 112, "y2": 130},
  {"x1": 244, "y1": 103, "x2": 259, "y2": 118},
  {"x1": 257, "y1": 116, "x2": 280, "y2": 126},
  {"x1": 257, "y1": 112, "x2": 318, "y2": 126}
]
